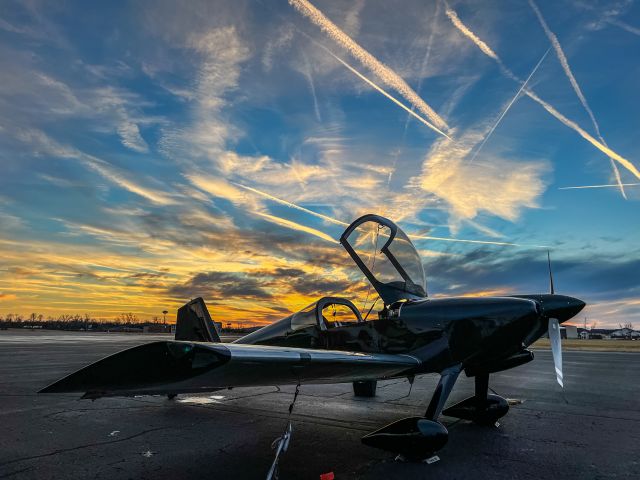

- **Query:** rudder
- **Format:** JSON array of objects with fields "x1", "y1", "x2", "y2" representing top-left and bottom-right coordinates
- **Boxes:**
[{"x1": 175, "y1": 297, "x2": 221, "y2": 342}]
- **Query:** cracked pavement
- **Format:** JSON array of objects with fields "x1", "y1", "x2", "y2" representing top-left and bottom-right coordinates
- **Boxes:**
[{"x1": 0, "y1": 330, "x2": 639, "y2": 479}]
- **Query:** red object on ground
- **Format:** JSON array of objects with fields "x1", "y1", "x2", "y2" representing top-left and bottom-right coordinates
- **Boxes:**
[{"x1": 320, "y1": 472, "x2": 335, "y2": 480}]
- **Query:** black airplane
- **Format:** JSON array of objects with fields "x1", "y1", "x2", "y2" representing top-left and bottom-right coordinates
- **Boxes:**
[{"x1": 40, "y1": 214, "x2": 585, "y2": 459}]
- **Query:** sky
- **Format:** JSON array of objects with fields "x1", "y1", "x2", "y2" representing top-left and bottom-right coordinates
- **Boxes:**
[{"x1": 0, "y1": 0, "x2": 638, "y2": 328}]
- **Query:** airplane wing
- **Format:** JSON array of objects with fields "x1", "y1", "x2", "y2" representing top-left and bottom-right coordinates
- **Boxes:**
[{"x1": 39, "y1": 341, "x2": 420, "y2": 399}]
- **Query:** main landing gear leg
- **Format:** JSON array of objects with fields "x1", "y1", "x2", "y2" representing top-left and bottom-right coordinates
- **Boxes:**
[
  {"x1": 442, "y1": 372, "x2": 509, "y2": 426},
  {"x1": 361, "y1": 364, "x2": 461, "y2": 460},
  {"x1": 425, "y1": 365, "x2": 461, "y2": 420}
]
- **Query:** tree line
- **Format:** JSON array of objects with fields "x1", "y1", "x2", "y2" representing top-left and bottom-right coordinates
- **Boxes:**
[{"x1": 0, "y1": 312, "x2": 171, "y2": 331}]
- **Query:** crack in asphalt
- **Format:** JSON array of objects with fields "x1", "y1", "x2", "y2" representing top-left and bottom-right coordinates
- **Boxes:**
[
  {"x1": 171, "y1": 399, "x2": 383, "y2": 431},
  {"x1": 0, "y1": 466, "x2": 33, "y2": 479},
  {"x1": 0, "y1": 427, "x2": 171, "y2": 469},
  {"x1": 43, "y1": 404, "x2": 164, "y2": 419},
  {"x1": 516, "y1": 405, "x2": 640, "y2": 423}
]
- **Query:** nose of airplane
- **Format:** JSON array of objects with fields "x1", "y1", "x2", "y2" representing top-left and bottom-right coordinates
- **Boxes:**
[{"x1": 542, "y1": 295, "x2": 586, "y2": 322}]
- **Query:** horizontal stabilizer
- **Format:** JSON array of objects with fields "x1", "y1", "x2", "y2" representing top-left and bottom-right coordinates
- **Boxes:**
[{"x1": 39, "y1": 342, "x2": 420, "y2": 399}]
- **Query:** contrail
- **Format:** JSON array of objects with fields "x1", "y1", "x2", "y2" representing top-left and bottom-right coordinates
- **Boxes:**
[
  {"x1": 444, "y1": 7, "x2": 499, "y2": 60},
  {"x1": 469, "y1": 48, "x2": 550, "y2": 163},
  {"x1": 409, "y1": 233, "x2": 549, "y2": 249},
  {"x1": 254, "y1": 211, "x2": 337, "y2": 243},
  {"x1": 606, "y1": 18, "x2": 640, "y2": 36},
  {"x1": 234, "y1": 183, "x2": 349, "y2": 227},
  {"x1": 528, "y1": 0, "x2": 626, "y2": 199},
  {"x1": 574, "y1": 2, "x2": 640, "y2": 37},
  {"x1": 444, "y1": 3, "x2": 640, "y2": 182},
  {"x1": 289, "y1": 0, "x2": 449, "y2": 133},
  {"x1": 302, "y1": 54, "x2": 322, "y2": 122},
  {"x1": 559, "y1": 183, "x2": 640, "y2": 190},
  {"x1": 237, "y1": 183, "x2": 546, "y2": 248},
  {"x1": 404, "y1": 0, "x2": 441, "y2": 135},
  {"x1": 390, "y1": 0, "x2": 442, "y2": 185},
  {"x1": 319, "y1": 43, "x2": 452, "y2": 140},
  {"x1": 524, "y1": 88, "x2": 640, "y2": 180},
  {"x1": 79, "y1": 153, "x2": 174, "y2": 206}
]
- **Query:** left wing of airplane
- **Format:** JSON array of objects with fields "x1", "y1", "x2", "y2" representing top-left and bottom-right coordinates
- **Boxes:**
[{"x1": 39, "y1": 341, "x2": 420, "y2": 399}]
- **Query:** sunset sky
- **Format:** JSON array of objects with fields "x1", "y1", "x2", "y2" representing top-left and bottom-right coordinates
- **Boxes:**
[{"x1": 0, "y1": 0, "x2": 638, "y2": 328}]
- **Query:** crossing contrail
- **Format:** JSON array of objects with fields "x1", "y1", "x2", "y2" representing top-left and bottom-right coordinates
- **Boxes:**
[
  {"x1": 444, "y1": 3, "x2": 640, "y2": 182},
  {"x1": 469, "y1": 48, "x2": 550, "y2": 163},
  {"x1": 528, "y1": 0, "x2": 626, "y2": 198},
  {"x1": 289, "y1": 0, "x2": 449, "y2": 133}
]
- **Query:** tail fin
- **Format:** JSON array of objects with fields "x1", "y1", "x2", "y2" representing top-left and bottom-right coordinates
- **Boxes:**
[{"x1": 175, "y1": 297, "x2": 221, "y2": 342}]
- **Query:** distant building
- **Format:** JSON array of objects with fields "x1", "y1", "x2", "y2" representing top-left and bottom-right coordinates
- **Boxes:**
[
  {"x1": 577, "y1": 328, "x2": 614, "y2": 339},
  {"x1": 610, "y1": 328, "x2": 640, "y2": 339},
  {"x1": 563, "y1": 325, "x2": 578, "y2": 339},
  {"x1": 143, "y1": 324, "x2": 171, "y2": 334},
  {"x1": 543, "y1": 325, "x2": 578, "y2": 339}
]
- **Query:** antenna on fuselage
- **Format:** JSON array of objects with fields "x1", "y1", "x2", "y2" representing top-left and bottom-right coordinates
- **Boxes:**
[{"x1": 547, "y1": 250, "x2": 555, "y2": 295}]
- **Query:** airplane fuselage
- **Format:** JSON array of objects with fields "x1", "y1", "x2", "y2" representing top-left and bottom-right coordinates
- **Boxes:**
[{"x1": 235, "y1": 293, "x2": 585, "y2": 377}]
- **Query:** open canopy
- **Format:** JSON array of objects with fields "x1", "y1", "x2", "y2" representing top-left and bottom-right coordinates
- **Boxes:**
[{"x1": 340, "y1": 214, "x2": 427, "y2": 305}]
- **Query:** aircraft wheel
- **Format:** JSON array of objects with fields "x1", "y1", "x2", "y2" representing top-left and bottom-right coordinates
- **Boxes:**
[
  {"x1": 353, "y1": 380, "x2": 377, "y2": 397},
  {"x1": 362, "y1": 417, "x2": 448, "y2": 459},
  {"x1": 472, "y1": 394, "x2": 509, "y2": 425}
]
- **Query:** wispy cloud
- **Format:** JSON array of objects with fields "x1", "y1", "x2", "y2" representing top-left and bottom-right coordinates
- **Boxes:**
[
  {"x1": 187, "y1": 174, "x2": 250, "y2": 205},
  {"x1": 80, "y1": 154, "x2": 174, "y2": 205},
  {"x1": 15, "y1": 129, "x2": 174, "y2": 205},
  {"x1": 117, "y1": 121, "x2": 149, "y2": 153},
  {"x1": 416, "y1": 131, "x2": 549, "y2": 226},
  {"x1": 289, "y1": 0, "x2": 449, "y2": 132},
  {"x1": 162, "y1": 27, "x2": 251, "y2": 161},
  {"x1": 2, "y1": 1, "x2": 638, "y2": 326},
  {"x1": 528, "y1": 0, "x2": 626, "y2": 198}
]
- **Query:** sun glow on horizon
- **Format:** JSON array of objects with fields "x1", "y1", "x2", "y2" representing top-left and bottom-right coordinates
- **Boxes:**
[{"x1": 0, "y1": 0, "x2": 638, "y2": 329}]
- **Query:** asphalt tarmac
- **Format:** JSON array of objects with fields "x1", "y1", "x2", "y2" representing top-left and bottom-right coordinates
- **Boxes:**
[{"x1": 0, "y1": 330, "x2": 639, "y2": 479}]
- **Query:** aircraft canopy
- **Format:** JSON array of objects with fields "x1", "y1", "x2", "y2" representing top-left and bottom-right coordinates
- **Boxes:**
[{"x1": 340, "y1": 214, "x2": 426, "y2": 305}]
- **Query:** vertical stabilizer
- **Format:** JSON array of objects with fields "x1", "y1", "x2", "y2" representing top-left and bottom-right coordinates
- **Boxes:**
[{"x1": 175, "y1": 297, "x2": 221, "y2": 342}]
